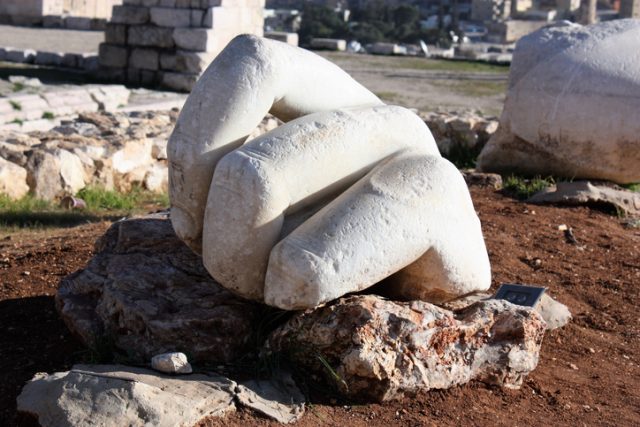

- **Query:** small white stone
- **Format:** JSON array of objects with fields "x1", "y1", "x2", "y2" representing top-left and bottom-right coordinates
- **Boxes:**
[{"x1": 151, "y1": 352, "x2": 193, "y2": 374}]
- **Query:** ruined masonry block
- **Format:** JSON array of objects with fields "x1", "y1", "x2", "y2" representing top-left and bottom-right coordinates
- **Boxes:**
[
  {"x1": 99, "y1": 44, "x2": 128, "y2": 68},
  {"x1": 173, "y1": 28, "x2": 218, "y2": 51},
  {"x1": 129, "y1": 26, "x2": 175, "y2": 48},
  {"x1": 191, "y1": 9, "x2": 204, "y2": 26},
  {"x1": 150, "y1": 7, "x2": 192, "y2": 28},
  {"x1": 130, "y1": 48, "x2": 159, "y2": 70},
  {"x1": 159, "y1": 0, "x2": 177, "y2": 6},
  {"x1": 176, "y1": 0, "x2": 192, "y2": 7},
  {"x1": 61, "y1": 53, "x2": 79, "y2": 68},
  {"x1": 105, "y1": 24, "x2": 127, "y2": 45},
  {"x1": 203, "y1": 7, "x2": 243, "y2": 29},
  {"x1": 35, "y1": 51, "x2": 64, "y2": 66},
  {"x1": 111, "y1": 6, "x2": 150, "y2": 25},
  {"x1": 160, "y1": 51, "x2": 215, "y2": 73},
  {"x1": 6, "y1": 49, "x2": 36, "y2": 63},
  {"x1": 161, "y1": 71, "x2": 199, "y2": 91}
]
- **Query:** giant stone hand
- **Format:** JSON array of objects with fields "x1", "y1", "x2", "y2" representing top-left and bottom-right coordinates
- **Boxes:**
[{"x1": 168, "y1": 35, "x2": 491, "y2": 310}]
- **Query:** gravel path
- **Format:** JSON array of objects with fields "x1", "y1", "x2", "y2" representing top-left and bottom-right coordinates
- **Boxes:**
[{"x1": 0, "y1": 25, "x2": 103, "y2": 54}]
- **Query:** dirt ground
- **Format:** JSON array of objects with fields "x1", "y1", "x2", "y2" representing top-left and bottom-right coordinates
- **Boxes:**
[
  {"x1": 1, "y1": 186, "x2": 638, "y2": 426},
  {"x1": 318, "y1": 52, "x2": 509, "y2": 116}
]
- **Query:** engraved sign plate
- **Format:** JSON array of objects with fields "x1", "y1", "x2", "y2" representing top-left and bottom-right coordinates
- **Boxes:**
[{"x1": 494, "y1": 284, "x2": 546, "y2": 307}]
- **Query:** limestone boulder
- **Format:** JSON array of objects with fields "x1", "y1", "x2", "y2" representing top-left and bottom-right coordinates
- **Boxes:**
[
  {"x1": 0, "y1": 157, "x2": 29, "y2": 199},
  {"x1": 266, "y1": 295, "x2": 546, "y2": 402},
  {"x1": 17, "y1": 365, "x2": 236, "y2": 427},
  {"x1": 56, "y1": 215, "x2": 262, "y2": 364},
  {"x1": 477, "y1": 20, "x2": 640, "y2": 184},
  {"x1": 25, "y1": 148, "x2": 86, "y2": 200}
]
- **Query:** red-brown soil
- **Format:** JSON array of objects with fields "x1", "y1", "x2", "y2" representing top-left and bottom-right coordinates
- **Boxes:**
[{"x1": 1, "y1": 187, "x2": 639, "y2": 426}]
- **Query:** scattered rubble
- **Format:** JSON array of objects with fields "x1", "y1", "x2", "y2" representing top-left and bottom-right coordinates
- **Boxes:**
[
  {"x1": 0, "y1": 110, "x2": 280, "y2": 200},
  {"x1": 420, "y1": 110, "x2": 499, "y2": 158}
]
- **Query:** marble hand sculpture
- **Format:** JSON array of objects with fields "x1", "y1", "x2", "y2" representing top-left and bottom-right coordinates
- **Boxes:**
[{"x1": 168, "y1": 35, "x2": 491, "y2": 310}]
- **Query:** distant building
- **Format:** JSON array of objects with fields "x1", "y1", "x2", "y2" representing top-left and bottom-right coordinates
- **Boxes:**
[{"x1": 0, "y1": 0, "x2": 122, "y2": 26}]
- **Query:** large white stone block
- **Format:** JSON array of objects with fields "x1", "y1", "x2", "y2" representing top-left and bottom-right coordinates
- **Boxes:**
[
  {"x1": 160, "y1": 50, "x2": 215, "y2": 73},
  {"x1": 477, "y1": 19, "x2": 640, "y2": 184}
]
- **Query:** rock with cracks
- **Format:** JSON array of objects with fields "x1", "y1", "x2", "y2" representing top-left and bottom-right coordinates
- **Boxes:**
[
  {"x1": 17, "y1": 365, "x2": 236, "y2": 427},
  {"x1": 266, "y1": 295, "x2": 546, "y2": 402},
  {"x1": 56, "y1": 215, "x2": 262, "y2": 364}
]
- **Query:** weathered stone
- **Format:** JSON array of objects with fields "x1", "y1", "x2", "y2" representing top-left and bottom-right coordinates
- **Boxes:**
[
  {"x1": 151, "y1": 352, "x2": 193, "y2": 374},
  {"x1": 150, "y1": 6, "x2": 192, "y2": 27},
  {"x1": 34, "y1": 51, "x2": 64, "y2": 66},
  {"x1": 5, "y1": 48, "x2": 36, "y2": 63},
  {"x1": 99, "y1": 43, "x2": 128, "y2": 68},
  {"x1": 161, "y1": 50, "x2": 215, "y2": 73},
  {"x1": 128, "y1": 25, "x2": 175, "y2": 48},
  {"x1": 17, "y1": 365, "x2": 236, "y2": 427},
  {"x1": 160, "y1": 71, "x2": 198, "y2": 91},
  {"x1": 528, "y1": 181, "x2": 640, "y2": 218},
  {"x1": 129, "y1": 48, "x2": 159, "y2": 70},
  {"x1": 111, "y1": 139, "x2": 153, "y2": 175},
  {"x1": 105, "y1": 24, "x2": 127, "y2": 45},
  {"x1": 266, "y1": 295, "x2": 546, "y2": 402},
  {"x1": 86, "y1": 86, "x2": 131, "y2": 112},
  {"x1": 144, "y1": 163, "x2": 168, "y2": 192},
  {"x1": 110, "y1": 5, "x2": 150, "y2": 25},
  {"x1": 462, "y1": 171, "x2": 503, "y2": 189},
  {"x1": 0, "y1": 157, "x2": 29, "y2": 199},
  {"x1": 173, "y1": 28, "x2": 218, "y2": 51},
  {"x1": 236, "y1": 373, "x2": 305, "y2": 424},
  {"x1": 25, "y1": 149, "x2": 86, "y2": 200},
  {"x1": 56, "y1": 216, "x2": 261, "y2": 364},
  {"x1": 441, "y1": 292, "x2": 572, "y2": 331},
  {"x1": 477, "y1": 20, "x2": 640, "y2": 184}
]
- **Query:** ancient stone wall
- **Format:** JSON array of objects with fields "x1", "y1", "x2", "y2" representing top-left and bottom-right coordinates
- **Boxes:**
[{"x1": 98, "y1": 0, "x2": 265, "y2": 92}]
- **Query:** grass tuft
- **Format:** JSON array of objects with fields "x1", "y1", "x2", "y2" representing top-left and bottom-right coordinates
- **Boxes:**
[
  {"x1": 76, "y1": 186, "x2": 137, "y2": 211},
  {"x1": 42, "y1": 111, "x2": 55, "y2": 120},
  {"x1": 9, "y1": 100, "x2": 22, "y2": 111},
  {"x1": 503, "y1": 175, "x2": 555, "y2": 200}
]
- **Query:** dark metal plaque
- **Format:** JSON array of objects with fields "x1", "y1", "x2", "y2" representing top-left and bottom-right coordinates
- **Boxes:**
[{"x1": 494, "y1": 284, "x2": 546, "y2": 307}]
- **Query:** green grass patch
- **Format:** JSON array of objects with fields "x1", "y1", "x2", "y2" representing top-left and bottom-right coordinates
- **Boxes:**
[
  {"x1": 0, "y1": 187, "x2": 169, "y2": 229},
  {"x1": 76, "y1": 186, "x2": 138, "y2": 211},
  {"x1": 41, "y1": 111, "x2": 55, "y2": 120},
  {"x1": 437, "y1": 79, "x2": 507, "y2": 98},
  {"x1": 503, "y1": 175, "x2": 555, "y2": 200},
  {"x1": 12, "y1": 82, "x2": 25, "y2": 92},
  {"x1": 374, "y1": 91, "x2": 401, "y2": 103},
  {"x1": 621, "y1": 183, "x2": 640, "y2": 192},
  {"x1": 443, "y1": 143, "x2": 480, "y2": 169},
  {"x1": 9, "y1": 100, "x2": 21, "y2": 111},
  {"x1": 322, "y1": 52, "x2": 509, "y2": 74}
]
